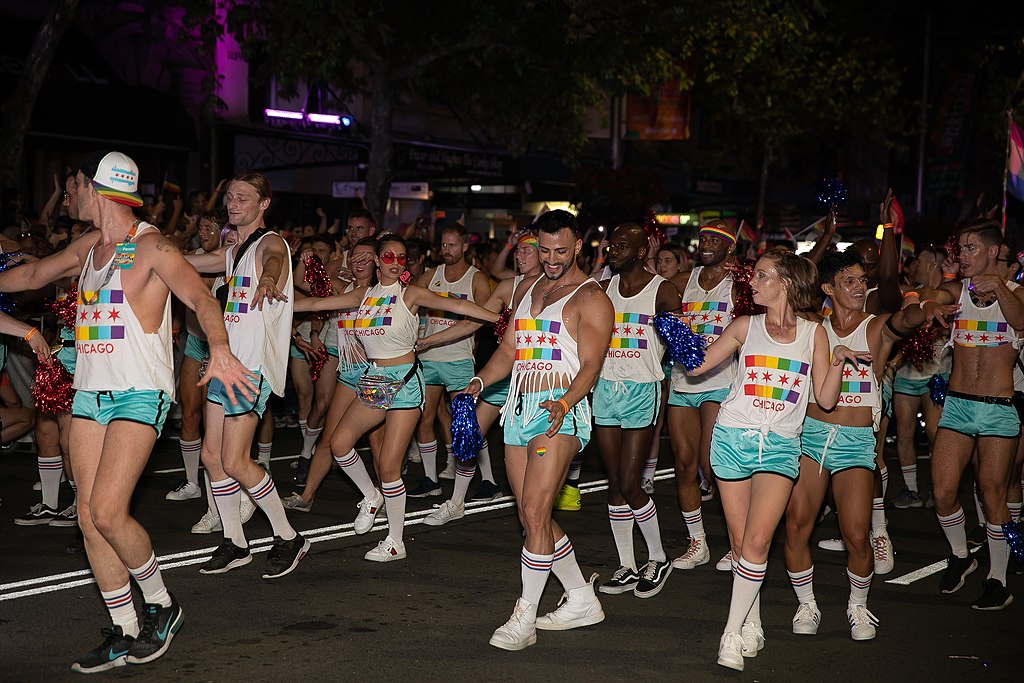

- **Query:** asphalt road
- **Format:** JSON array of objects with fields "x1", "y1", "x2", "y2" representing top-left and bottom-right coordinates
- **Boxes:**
[{"x1": 0, "y1": 427, "x2": 1019, "y2": 682}]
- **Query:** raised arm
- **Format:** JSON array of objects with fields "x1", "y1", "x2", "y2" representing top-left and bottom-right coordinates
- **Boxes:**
[
  {"x1": 0, "y1": 231, "x2": 98, "y2": 292},
  {"x1": 806, "y1": 209, "x2": 837, "y2": 265},
  {"x1": 184, "y1": 248, "x2": 228, "y2": 275},
  {"x1": 872, "y1": 191, "x2": 902, "y2": 313},
  {"x1": 293, "y1": 287, "x2": 364, "y2": 313},
  {"x1": 490, "y1": 236, "x2": 517, "y2": 281}
]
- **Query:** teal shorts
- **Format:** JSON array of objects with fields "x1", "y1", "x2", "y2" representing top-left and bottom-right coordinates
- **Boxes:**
[
  {"x1": 800, "y1": 416, "x2": 876, "y2": 474},
  {"x1": 938, "y1": 393, "x2": 1021, "y2": 439},
  {"x1": 710, "y1": 423, "x2": 801, "y2": 481},
  {"x1": 593, "y1": 378, "x2": 661, "y2": 429},
  {"x1": 326, "y1": 345, "x2": 338, "y2": 358},
  {"x1": 421, "y1": 358, "x2": 476, "y2": 393},
  {"x1": 668, "y1": 387, "x2": 730, "y2": 409},
  {"x1": 338, "y1": 361, "x2": 370, "y2": 390},
  {"x1": 893, "y1": 375, "x2": 942, "y2": 397},
  {"x1": 184, "y1": 334, "x2": 209, "y2": 363},
  {"x1": 207, "y1": 371, "x2": 272, "y2": 418},
  {"x1": 480, "y1": 375, "x2": 511, "y2": 407},
  {"x1": 357, "y1": 363, "x2": 425, "y2": 411},
  {"x1": 504, "y1": 389, "x2": 591, "y2": 452},
  {"x1": 290, "y1": 342, "x2": 306, "y2": 360},
  {"x1": 55, "y1": 344, "x2": 77, "y2": 376},
  {"x1": 72, "y1": 389, "x2": 171, "y2": 437}
]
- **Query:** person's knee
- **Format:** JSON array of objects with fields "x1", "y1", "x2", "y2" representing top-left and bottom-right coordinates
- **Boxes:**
[
  {"x1": 843, "y1": 526, "x2": 871, "y2": 560},
  {"x1": 520, "y1": 503, "x2": 551, "y2": 534},
  {"x1": 619, "y1": 477, "x2": 645, "y2": 507},
  {"x1": 89, "y1": 498, "x2": 126, "y2": 538}
]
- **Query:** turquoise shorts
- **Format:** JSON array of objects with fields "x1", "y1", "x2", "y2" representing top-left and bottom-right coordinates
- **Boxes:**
[
  {"x1": 72, "y1": 389, "x2": 171, "y2": 437},
  {"x1": 290, "y1": 342, "x2": 306, "y2": 360},
  {"x1": 421, "y1": 358, "x2": 475, "y2": 393},
  {"x1": 504, "y1": 389, "x2": 591, "y2": 452},
  {"x1": 800, "y1": 416, "x2": 876, "y2": 474},
  {"x1": 326, "y1": 345, "x2": 338, "y2": 358},
  {"x1": 938, "y1": 393, "x2": 1021, "y2": 439},
  {"x1": 710, "y1": 423, "x2": 801, "y2": 481},
  {"x1": 480, "y1": 375, "x2": 511, "y2": 407},
  {"x1": 338, "y1": 361, "x2": 370, "y2": 390},
  {"x1": 668, "y1": 387, "x2": 730, "y2": 409},
  {"x1": 55, "y1": 344, "x2": 77, "y2": 376},
  {"x1": 357, "y1": 363, "x2": 425, "y2": 411},
  {"x1": 184, "y1": 334, "x2": 209, "y2": 363},
  {"x1": 893, "y1": 375, "x2": 948, "y2": 397},
  {"x1": 207, "y1": 371, "x2": 272, "y2": 418},
  {"x1": 593, "y1": 378, "x2": 661, "y2": 429}
]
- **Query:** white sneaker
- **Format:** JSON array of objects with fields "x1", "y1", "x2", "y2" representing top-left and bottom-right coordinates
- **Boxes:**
[
  {"x1": 817, "y1": 538, "x2": 846, "y2": 552},
  {"x1": 740, "y1": 621, "x2": 765, "y2": 657},
  {"x1": 536, "y1": 573, "x2": 605, "y2": 630},
  {"x1": 872, "y1": 528, "x2": 895, "y2": 575},
  {"x1": 640, "y1": 477, "x2": 654, "y2": 495},
  {"x1": 717, "y1": 631, "x2": 744, "y2": 671},
  {"x1": 792, "y1": 600, "x2": 821, "y2": 635},
  {"x1": 673, "y1": 536, "x2": 710, "y2": 569},
  {"x1": 438, "y1": 458, "x2": 457, "y2": 480},
  {"x1": 281, "y1": 493, "x2": 312, "y2": 512},
  {"x1": 423, "y1": 500, "x2": 465, "y2": 527},
  {"x1": 165, "y1": 480, "x2": 202, "y2": 501},
  {"x1": 489, "y1": 598, "x2": 537, "y2": 651},
  {"x1": 240, "y1": 494, "x2": 257, "y2": 524},
  {"x1": 716, "y1": 550, "x2": 733, "y2": 572},
  {"x1": 354, "y1": 489, "x2": 384, "y2": 534},
  {"x1": 407, "y1": 442, "x2": 422, "y2": 463},
  {"x1": 191, "y1": 509, "x2": 222, "y2": 534},
  {"x1": 49, "y1": 502, "x2": 78, "y2": 528},
  {"x1": 847, "y1": 603, "x2": 879, "y2": 641},
  {"x1": 364, "y1": 535, "x2": 406, "y2": 562},
  {"x1": 699, "y1": 480, "x2": 714, "y2": 502}
]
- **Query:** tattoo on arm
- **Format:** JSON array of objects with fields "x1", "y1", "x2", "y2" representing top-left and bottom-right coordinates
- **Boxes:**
[{"x1": 155, "y1": 240, "x2": 178, "y2": 254}]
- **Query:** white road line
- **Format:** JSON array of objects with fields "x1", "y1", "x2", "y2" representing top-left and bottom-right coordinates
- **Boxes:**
[
  {"x1": 0, "y1": 469, "x2": 676, "y2": 602},
  {"x1": 884, "y1": 544, "x2": 982, "y2": 586},
  {"x1": 153, "y1": 449, "x2": 370, "y2": 475}
]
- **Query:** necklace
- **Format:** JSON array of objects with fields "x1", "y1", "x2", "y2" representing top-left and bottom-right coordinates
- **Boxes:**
[
  {"x1": 81, "y1": 220, "x2": 140, "y2": 306},
  {"x1": 541, "y1": 277, "x2": 585, "y2": 301}
]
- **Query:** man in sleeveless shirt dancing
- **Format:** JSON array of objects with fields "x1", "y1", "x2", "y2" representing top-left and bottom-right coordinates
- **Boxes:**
[
  {"x1": 0, "y1": 151, "x2": 255, "y2": 672},
  {"x1": 464, "y1": 209, "x2": 614, "y2": 651}
]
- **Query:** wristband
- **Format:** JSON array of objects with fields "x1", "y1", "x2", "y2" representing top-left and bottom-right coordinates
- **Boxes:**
[
  {"x1": 942, "y1": 273, "x2": 956, "y2": 280},
  {"x1": 23, "y1": 327, "x2": 38, "y2": 342},
  {"x1": 882, "y1": 223, "x2": 894, "y2": 229},
  {"x1": 903, "y1": 291, "x2": 920, "y2": 299},
  {"x1": 469, "y1": 376, "x2": 484, "y2": 391},
  {"x1": 556, "y1": 398, "x2": 571, "y2": 414},
  {"x1": 919, "y1": 299, "x2": 936, "y2": 308}
]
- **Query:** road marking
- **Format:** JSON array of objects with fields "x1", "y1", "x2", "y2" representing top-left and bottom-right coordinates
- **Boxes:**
[
  {"x1": 153, "y1": 450, "x2": 369, "y2": 475},
  {"x1": 884, "y1": 545, "x2": 982, "y2": 586},
  {"x1": 0, "y1": 469, "x2": 676, "y2": 602}
]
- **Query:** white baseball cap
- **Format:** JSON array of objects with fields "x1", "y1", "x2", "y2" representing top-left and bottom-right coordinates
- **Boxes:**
[{"x1": 78, "y1": 150, "x2": 143, "y2": 207}]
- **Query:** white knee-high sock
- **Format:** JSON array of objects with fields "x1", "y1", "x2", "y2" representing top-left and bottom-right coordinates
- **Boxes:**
[
  {"x1": 521, "y1": 547, "x2": 553, "y2": 606},
  {"x1": 725, "y1": 558, "x2": 767, "y2": 634},
  {"x1": 211, "y1": 478, "x2": 245, "y2": 547},
  {"x1": 477, "y1": 439, "x2": 495, "y2": 483},
  {"x1": 179, "y1": 438, "x2": 202, "y2": 485},
  {"x1": 382, "y1": 479, "x2": 406, "y2": 541},
  {"x1": 257, "y1": 442, "x2": 272, "y2": 469},
  {"x1": 451, "y1": 461, "x2": 475, "y2": 505},
  {"x1": 419, "y1": 440, "x2": 438, "y2": 481},
  {"x1": 334, "y1": 448, "x2": 377, "y2": 499},
  {"x1": 938, "y1": 507, "x2": 969, "y2": 558},
  {"x1": 682, "y1": 507, "x2": 706, "y2": 540},
  {"x1": 101, "y1": 583, "x2": 139, "y2": 637},
  {"x1": 38, "y1": 455, "x2": 63, "y2": 509},
  {"x1": 608, "y1": 504, "x2": 636, "y2": 570},
  {"x1": 127, "y1": 552, "x2": 171, "y2": 607},
  {"x1": 551, "y1": 535, "x2": 586, "y2": 592},
  {"x1": 901, "y1": 464, "x2": 918, "y2": 494},
  {"x1": 847, "y1": 569, "x2": 872, "y2": 606},
  {"x1": 788, "y1": 566, "x2": 815, "y2": 604},
  {"x1": 300, "y1": 427, "x2": 323, "y2": 461},
  {"x1": 986, "y1": 523, "x2": 1009, "y2": 583},
  {"x1": 247, "y1": 473, "x2": 297, "y2": 541},
  {"x1": 632, "y1": 498, "x2": 666, "y2": 563}
]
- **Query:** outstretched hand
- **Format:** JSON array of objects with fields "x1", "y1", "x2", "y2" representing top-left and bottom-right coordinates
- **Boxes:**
[
  {"x1": 199, "y1": 345, "x2": 258, "y2": 406},
  {"x1": 832, "y1": 345, "x2": 871, "y2": 367}
]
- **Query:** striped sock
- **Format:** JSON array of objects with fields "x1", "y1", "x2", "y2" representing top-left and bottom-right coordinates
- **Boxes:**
[
  {"x1": 211, "y1": 478, "x2": 245, "y2": 548},
  {"x1": 128, "y1": 552, "x2": 171, "y2": 607},
  {"x1": 451, "y1": 461, "x2": 475, "y2": 505},
  {"x1": 247, "y1": 473, "x2": 296, "y2": 541},
  {"x1": 937, "y1": 507, "x2": 969, "y2": 558},
  {"x1": 551, "y1": 535, "x2": 586, "y2": 591},
  {"x1": 632, "y1": 498, "x2": 666, "y2": 563},
  {"x1": 973, "y1": 484, "x2": 987, "y2": 526},
  {"x1": 642, "y1": 453, "x2": 658, "y2": 482},
  {"x1": 901, "y1": 464, "x2": 918, "y2": 494},
  {"x1": 847, "y1": 569, "x2": 872, "y2": 606},
  {"x1": 986, "y1": 523, "x2": 1009, "y2": 583},
  {"x1": 608, "y1": 504, "x2": 636, "y2": 570},
  {"x1": 879, "y1": 466, "x2": 888, "y2": 498},
  {"x1": 788, "y1": 566, "x2": 815, "y2": 604},
  {"x1": 682, "y1": 507, "x2": 705, "y2": 540},
  {"x1": 37, "y1": 455, "x2": 63, "y2": 509},
  {"x1": 477, "y1": 440, "x2": 495, "y2": 483},
  {"x1": 725, "y1": 558, "x2": 767, "y2": 634},
  {"x1": 871, "y1": 498, "x2": 886, "y2": 535},
  {"x1": 179, "y1": 438, "x2": 202, "y2": 485},
  {"x1": 1009, "y1": 501, "x2": 1023, "y2": 523},
  {"x1": 299, "y1": 419, "x2": 307, "y2": 436},
  {"x1": 566, "y1": 453, "x2": 583, "y2": 485},
  {"x1": 419, "y1": 440, "x2": 439, "y2": 482},
  {"x1": 101, "y1": 583, "x2": 139, "y2": 638},
  {"x1": 520, "y1": 547, "x2": 553, "y2": 605},
  {"x1": 334, "y1": 448, "x2": 377, "y2": 499},
  {"x1": 301, "y1": 427, "x2": 323, "y2": 461},
  {"x1": 382, "y1": 479, "x2": 407, "y2": 541},
  {"x1": 257, "y1": 442, "x2": 273, "y2": 469}
]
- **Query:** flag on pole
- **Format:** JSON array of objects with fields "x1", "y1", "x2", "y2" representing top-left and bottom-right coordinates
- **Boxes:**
[
  {"x1": 738, "y1": 219, "x2": 757, "y2": 242},
  {"x1": 163, "y1": 177, "x2": 181, "y2": 195},
  {"x1": 1008, "y1": 118, "x2": 1024, "y2": 202},
  {"x1": 901, "y1": 235, "x2": 915, "y2": 261}
]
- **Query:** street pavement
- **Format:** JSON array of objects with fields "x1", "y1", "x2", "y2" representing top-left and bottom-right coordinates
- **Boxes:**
[{"x1": 0, "y1": 427, "x2": 1019, "y2": 682}]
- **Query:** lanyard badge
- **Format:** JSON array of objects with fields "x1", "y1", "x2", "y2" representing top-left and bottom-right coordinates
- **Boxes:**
[{"x1": 113, "y1": 242, "x2": 136, "y2": 269}]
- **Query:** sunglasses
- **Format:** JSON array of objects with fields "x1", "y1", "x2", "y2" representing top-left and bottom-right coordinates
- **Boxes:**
[{"x1": 380, "y1": 251, "x2": 407, "y2": 265}]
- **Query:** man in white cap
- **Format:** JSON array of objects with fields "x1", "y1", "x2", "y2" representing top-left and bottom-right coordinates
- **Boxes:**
[{"x1": 0, "y1": 150, "x2": 255, "y2": 673}]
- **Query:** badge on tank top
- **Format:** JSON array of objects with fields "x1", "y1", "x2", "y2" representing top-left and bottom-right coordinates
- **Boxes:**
[{"x1": 113, "y1": 242, "x2": 136, "y2": 269}]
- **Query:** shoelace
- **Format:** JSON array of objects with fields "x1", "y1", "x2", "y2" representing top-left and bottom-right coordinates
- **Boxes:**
[
  {"x1": 641, "y1": 562, "x2": 662, "y2": 581},
  {"x1": 611, "y1": 566, "x2": 634, "y2": 581},
  {"x1": 794, "y1": 603, "x2": 819, "y2": 624},
  {"x1": 137, "y1": 605, "x2": 162, "y2": 640},
  {"x1": 873, "y1": 535, "x2": 889, "y2": 561},
  {"x1": 27, "y1": 503, "x2": 44, "y2": 515},
  {"x1": 681, "y1": 538, "x2": 703, "y2": 559},
  {"x1": 848, "y1": 605, "x2": 879, "y2": 627}
]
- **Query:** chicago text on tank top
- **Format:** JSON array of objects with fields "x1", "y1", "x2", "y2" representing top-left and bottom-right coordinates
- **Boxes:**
[
  {"x1": 602, "y1": 274, "x2": 667, "y2": 384},
  {"x1": 335, "y1": 281, "x2": 369, "y2": 370},
  {"x1": 354, "y1": 281, "x2": 419, "y2": 360},
  {"x1": 825, "y1": 316, "x2": 879, "y2": 410},
  {"x1": 420, "y1": 263, "x2": 479, "y2": 363},
  {"x1": 500, "y1": 277, "x2": 593, "y2": 426},
  {"x1": 949, "y1": 279, "x2": 1022, "y2": 349},
  {"x1": 673, "y1": 265, "x2": 737, "y2": 392}
]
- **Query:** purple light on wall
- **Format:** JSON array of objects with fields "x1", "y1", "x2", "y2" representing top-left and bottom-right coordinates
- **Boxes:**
[
  {"x1": 307, "y1": 113, "x2": 341, "y2": 125},
  {"x1": 264, "y1": 108, "x2": 304, "y2": 120}
]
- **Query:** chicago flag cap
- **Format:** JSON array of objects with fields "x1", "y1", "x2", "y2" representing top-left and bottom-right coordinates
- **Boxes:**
[{"x1": 78, "y1": 150, "x2": 144, "y2": 207}]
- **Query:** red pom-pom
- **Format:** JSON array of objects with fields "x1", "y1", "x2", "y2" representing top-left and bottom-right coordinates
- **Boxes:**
[
  {"x1": 944, "y1": 233, "x2": 961, "y2": 264},
  {"x1": 897, "y1": 326, "x2": 936, "y2": 369},
  {"x1": 303, "y1": 255, "x2": 333, "y2": 321},
  {"x1": 33, "y1": 360, "x2": 75, "y2": 414},
  {"x1": 643, "y1": 211, "x2": 668, "y2": 252},
  {"x1": 494, "y1": 307, "x2": 512, "y2": 341},
  {"x1": 726, "y1": 260, "x2": 765, "y2": 317},
  {"x1": 48, "y1": 280, "x2": 78, "y2": 329},
  {"x1": 308, "y1": 352, "x2": 327, "y2": 382}
]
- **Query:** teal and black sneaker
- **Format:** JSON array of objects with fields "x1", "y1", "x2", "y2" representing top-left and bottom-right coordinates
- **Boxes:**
[
  {"x1": 71, "y1": 626, "x2": 135, "y2": 673},
  {"x1": 126, "y1": 594, "x2": 184, "y2": 664}
]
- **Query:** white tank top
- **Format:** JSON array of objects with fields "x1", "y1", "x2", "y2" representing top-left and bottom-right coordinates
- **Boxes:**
[
  {"x1": 353, "y1": 281, "x2": 419, "y2": 360},
  {"x1": 602, "y1": 274, "x2": 666, "y2": 383},
  {"x1": 672, "y1": 266, "x2": 737, "y2": 393},
  {"x1": 822, "y1": 315, "x2": 881, "y2": 430},
  {"x1": 419, "y1": 264, "x2": 479, "y2": 363},
  {"x1": 223, "y1": 232, "x2": 294, "y2": 395},
  {"x1": 74, "y1": 223, "x2": 175, "y2": 396},
  {"x1": 501, "y1": 277, "x2": 593, "y2": 426},
  {"x1": 717, "y1": 315, "x2": 817, "y2": 439},
  {"x1": 949, "y1": 279, "x2": 1021, "y2": 349},
  {"x1": 335, "y1": 281, "x2": 369, "y2": 369}
]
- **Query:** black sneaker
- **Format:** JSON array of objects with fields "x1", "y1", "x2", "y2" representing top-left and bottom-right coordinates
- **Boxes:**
[
  {"x1": 199, "y1": 540, "x2": 252, "y2": 575},
  {"x1": 634, "y1": 559, "x2": 673, "y2": 598},
  {"x1": 939, "y1": 554, "x2": 978, "y2": 594},
  {"x1": 599, "y1": 566, "x2": 640, "y2": 595},
  {"x1": 470, "y1": 480, "x2": 502, "y2": 502},
  {"x1": 294, "y1": 457, "x2": 311, "y2": 488},
  {"x1": 407, "y1": 477, "x2": 442, "y2": 498},
  {"x1": 967, "y1": 525, "x2": 987, "y2": 549},
  {"x1": 972, "y1": 578, "x2": 1014, "y2": 610},
  {"x1": 15, "y1": 503, "x2": 59, "y2": 526},
  {"x1": 126, "y1": 594, "x2": 183, "y2": 664},
  {"x1": 262, "y1": 533, "x2": 311, "y2": 579},
  {"x1": 71, "y1": 626, "x2": 135, "y2": 673}
]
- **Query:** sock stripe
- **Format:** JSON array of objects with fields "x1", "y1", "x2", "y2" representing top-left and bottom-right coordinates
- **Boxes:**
[
  {"x1": 880, "y1": 467, "x2": 888, "y2": 483},
  {"x1": 179, "y1": 439, "x2": 202, "y2": 452},
  {"x1": 788, "y1": 570, "x2": 814, "y2": 587},
  {"x1": 633, "y1": 501, "x2": 658, "y2": 523},
  {"x1": 382, "y1": 481, "x2": 406, "y2": 498},
  {"x1": 734, "y1": 561, "x2": 767, "y2": 582},
  {"x1": 872, "y1": 499, "x2": 885, "y2": 512},
  {"x1": 335, "y1": 449, "x2": 359, "y2": 468},
  {"x1": 608, "y1": 506, "x2": 633, "y2": 520},
  {"x1": 553, "y1": 538, "x2": 574, "y2": 561},
  {"x1": 212, "y1": 480, "x2": 241, "y2": 496},
  {"x1": 103, "y1": 587, "x2": 134, "y2": 609},
  {"x1": 938, "y1": 509, "x2": 967, "y2": 527},
  {"x1": 455, "y1": 464, "x2": 475, "y2": 478},
  {"x1": 130, "y1": 556, "x2": 159, "y2": 581},
  {"x1": 847, "y1": 571, "x2": 873, "y2": 590},
  {"x1": 521, "y1": 551, "x2": 553, "y2": 572},
  {"x1": 250, "y1": 476, "x2": 276, "y2": 500},
  {"x1": 37, "y1": 457, "x2": 64, "y2": 470},
  {"x1": 986, "y1": 524, "x2": 1006, "y2": 541},
  {"x1": 682, "y1": 509, "x2": 703, "y2": 525}
]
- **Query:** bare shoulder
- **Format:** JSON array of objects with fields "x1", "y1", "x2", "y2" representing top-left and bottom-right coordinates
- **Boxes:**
[
  {"x1": 136, "y1": 231, "x2": 180, "y2": 256},
  {"x1": 573, "y1": 280, "x2": 613, "y2": 313}
]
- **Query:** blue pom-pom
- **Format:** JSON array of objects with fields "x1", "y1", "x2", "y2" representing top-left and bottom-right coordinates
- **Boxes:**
[
  {"x1": 927, "y1": 374, "x2": 948, "y2": 406},
  {"x1": 1004, "y1": 521, "x2": 1024, "y2": 563},
  {"x1": 450, "y1": 393, "x2": 484, "y2": 463},
  {"x1": 816, "y1": 177, "x2": 848, "y2": 213},
  {"x1": 0, "y1": 251, "x2": 25, "y2": 314},
  {"x1": 653, "y1": 312, "x2": 706, "y2": 371}
]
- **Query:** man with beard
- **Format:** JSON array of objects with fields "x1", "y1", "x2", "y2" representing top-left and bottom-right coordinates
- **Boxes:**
[
  {"x1": 409, "y1": 222, "x2": 491, "y2": 497},
  {"x1": 593, "y1": 223, "x2": 680, "y2": 598},
  {"x1": 666, "y1": 220, "x2": 740, "y2": 573},
  {"x1": 464, "y1": 210, "x2": 613, "y2": 650}
]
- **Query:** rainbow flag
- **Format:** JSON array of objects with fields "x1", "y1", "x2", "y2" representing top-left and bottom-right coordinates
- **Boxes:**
[
  {"x1": 738, "y1": 219, "x2": 757, "y2": 242},
  {"x1": 901, "y1": 235, "x2": 915, "y2": 261},
  {"x1": 163, "y1": 177, "x2": 181, "y2": 195},
  {"x1": 1009, "y1": 119, "x2": 1024, "y2": 201}
]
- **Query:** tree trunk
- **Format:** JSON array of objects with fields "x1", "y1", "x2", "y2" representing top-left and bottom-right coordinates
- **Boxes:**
[
  {"x1": 0, "y1": 0, "x2": 80, "y2": 190},
  {"x1": 365, "y1": 75, "x2": 395, "y2": 231}
]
